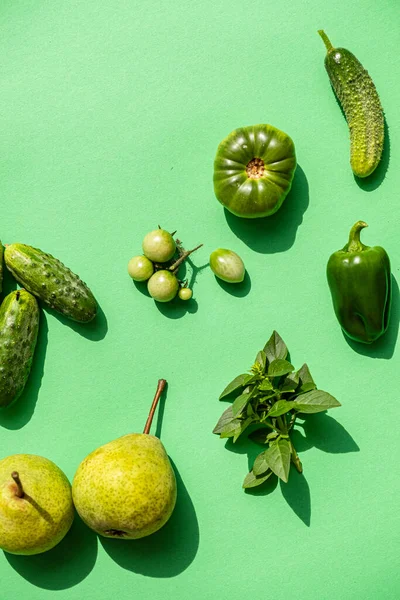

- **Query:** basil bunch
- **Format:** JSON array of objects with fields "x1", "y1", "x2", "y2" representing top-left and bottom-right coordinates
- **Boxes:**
[{"x1": 213, "y1": 331, "x2": 341, "y2": 489}]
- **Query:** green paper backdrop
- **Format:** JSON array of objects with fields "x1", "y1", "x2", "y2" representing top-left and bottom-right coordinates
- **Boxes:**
[{"x1": 0, "y1": 1, "x2": 399, "y2": 598}]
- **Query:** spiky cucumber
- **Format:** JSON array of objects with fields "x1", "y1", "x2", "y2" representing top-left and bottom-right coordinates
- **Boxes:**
[
  {"x1": 0, "y1": 290, "x2": 39, "y2": 408},
  {"x1": 4, "y1": 244, "x2": 97, "y2": 323},
  {"x1": 318, "y1": 30, "x2": 384, "y2": 178}
]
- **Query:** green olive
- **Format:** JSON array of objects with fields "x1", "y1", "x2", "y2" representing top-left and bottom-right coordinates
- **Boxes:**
[
  {"x1": 210, "y1": 248, "x2": 245, "y2": 283},
  {"x1": 128, "y1": 255, "x2": 154, "y2": 281},
  {"x1": 213, "y1": 124, "x2": 296, "y2": 218},
  {"x1": 178, "y1": 287, "x2": 193, "y2": 301},
  {"x1": 142, "y1": 229, "x2": 176, "y2": 263},
  {"x1": 147, "y1": 270, "x2": 179, "y2": 302}
]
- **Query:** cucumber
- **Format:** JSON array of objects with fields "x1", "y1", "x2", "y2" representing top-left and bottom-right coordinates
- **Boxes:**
[
  {"x1": 0, "y1": 242, "x2": 3, "y2": 294},
  {"x1": 4, "y1": 244, "x2": 97, "y2": 323},
  {"x1": 318, "y1": 30, "x2": 384, "y2": 178},
  {"x1": 0, "y1": 290, "x2": 39, "y2": 408}
]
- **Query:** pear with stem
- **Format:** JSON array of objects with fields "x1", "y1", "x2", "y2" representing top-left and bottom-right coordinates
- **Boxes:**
[{"x1": 72, "y1": 379, "x2": 176, "y2": 539}]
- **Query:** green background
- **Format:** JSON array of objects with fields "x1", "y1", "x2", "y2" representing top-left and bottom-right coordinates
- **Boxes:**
[{"x1": 0, "y1": 0, "x2": 399, "y2": 598}]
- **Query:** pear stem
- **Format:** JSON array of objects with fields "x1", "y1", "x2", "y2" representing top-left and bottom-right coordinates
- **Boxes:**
[
  {"x1": 143, "y1": 379, "x2": 167, "y2": 435},
  {"x1": 11, "y1": 471, "x2": 24, "y2": 498}
]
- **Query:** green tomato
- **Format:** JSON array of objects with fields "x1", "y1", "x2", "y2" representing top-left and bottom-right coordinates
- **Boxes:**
[
  {"x1": 142, "y1": 229, "x2": 176, "y2": 263},
  {"x1": 128, "y1": 255, "x2": 154, "y2": 281},
  {"x1": 213, "y1": 124, "x2": 296, "y2": 218},
  {"x1": 178, "y1": 287, "x2": 193, "y2": 301},
  {"x1": 210, "y1": 248, "x2": 245, "y2": 283},
  {"x1": 147, "y1": 270, "x2": 179, "y2": 302}
]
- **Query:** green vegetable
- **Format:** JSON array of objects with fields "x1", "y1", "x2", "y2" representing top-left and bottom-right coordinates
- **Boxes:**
[
  {"x1": 213, "y1": 124, "x2": 296, "y2": 218},
  {"x1": 178, "y1": 287, "x2": 192, "y2": 301},
  {"x1": 147, "y1": 270, "x2": 179, "y2": 302},
  {"x1": 128, "y1": 255, "x2": 154, "y2": 281},
  {"x1": 327, "y1": 221, "x2": 391, "y2": 344},
  {"x1": 0, "y1": 290, "x2": 39, "y2": 408},
  {"x1": 4, "y1": 244, "x2": 97, "y2": 323},
  {"x1": 213, "y1": 331, "x2": 341, "y2": 489},
  {"x1": 0, "y1": 242, "x2": 3, "y2": 294},
  {"x1": 318, "y1": 30, "x2": 384, "y2": 178},
  {"x1": 210, "y1": 248, "x2": 245, "y2": 283},
  {"x1": 142, "y1": 229, "x2": 176, "y2": 263}
]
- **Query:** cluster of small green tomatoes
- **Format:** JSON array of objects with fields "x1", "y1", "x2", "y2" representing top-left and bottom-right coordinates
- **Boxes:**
[{"x1": 128, "y1": 227, "x2": 246, "y2": 303}]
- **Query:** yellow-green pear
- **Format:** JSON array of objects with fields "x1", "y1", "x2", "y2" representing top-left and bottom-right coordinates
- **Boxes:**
[
  {"x1": 72, "y1": 379, "x2": 177, "y2": 539},
  {"x1": 0, "y1": 454, "x2": 74, "y2": 555}
]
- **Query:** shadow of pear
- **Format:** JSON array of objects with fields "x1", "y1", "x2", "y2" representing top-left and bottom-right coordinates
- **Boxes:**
[
  {"x1": 100, "y1": 460, "x2": 199, "y2": 577},
  {"x1": 4, "y1": 514, "x2": 98, "y2": 590}
]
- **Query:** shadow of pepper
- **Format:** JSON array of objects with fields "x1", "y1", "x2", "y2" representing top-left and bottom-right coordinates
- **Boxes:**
[
  {"x1": 354, "y1": 118, "x2": 390, "y2": 191},
  {"x1": 4, "y1": 514, "x2": 98, "y2": 590},
  {"x1": 0, "y1": 310, "x2": 49, "y2": 430},
  {"x1": 100, "y1": 461, "x2": 199, "y2": 578},
  {"x1": 223, "y1": 164, "x2": 309, "y2": 254},
  {"x1": 343, "y1": 274, "x2": 399, "y2": 360}
]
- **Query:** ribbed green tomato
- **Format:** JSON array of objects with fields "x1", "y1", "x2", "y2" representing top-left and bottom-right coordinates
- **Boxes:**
[
  {"x1": 213, "y1": 124, "x2": 296, "y2": 218},
  {"x1": 147, "y1": 270, "x2": 179, "y2": 302}
]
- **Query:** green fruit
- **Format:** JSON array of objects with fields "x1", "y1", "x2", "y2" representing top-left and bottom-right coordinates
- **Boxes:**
[
  {"x1": 142, "y1": 229, "x2": 176, "y2": 263},
  {"x1": 0, "y1": 454, "x2": 74, "y2": 555},
  {"x1": 72, "y1": 379, "x2": 176, "y2": 539},
  {"x1": 0, "y1": 290, "x2": 39, "y2": 409},
  {"x1": 4, "y1": 244, "x2": 97, "y2": 323},
  {"x1": 318, "y1": 30, "x2": 384, "y2": 178},
  {"x1": 128, "y1": 255, "x2": 154, "y2": 281},
  {"x1": 210, "y1": 249, "x2": 245, "y2": 283},
  {"x1": 147, "y1": 270, "x2": 179, "y2": 302},
  {"x1": 213, "y1": 124, "x2": 296, "y2": 218},
  {"x1": 178, "y1": 287, "x2": 193, "y2": 301}
]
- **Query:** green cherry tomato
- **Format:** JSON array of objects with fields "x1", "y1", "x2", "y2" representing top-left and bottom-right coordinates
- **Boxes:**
[
  {"x1": 210, "y1": 248, "x2": 245, "y2": 283},
  {"x1": 147, "y1": 270, "x2": 179, "y2": 302},
  {"x1": 142, "y1": 229, "x2": 176, "y2": 262},
  {"x1": 128, "y1": 255, "x2": 154, "y2": 281},
  {"x1": 213, "y1": 124, "x2": 296, "y2": 218},
  {"x1": 178, "y1": 287, "x2": 193, "y2": 301}
]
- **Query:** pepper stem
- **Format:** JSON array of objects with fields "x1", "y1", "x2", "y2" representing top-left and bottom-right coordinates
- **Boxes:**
[
  {"x1": 318, "y1": 30, "x2": 334, "y2": 52},
  {"x1": 11, "y1": 471, "x2": 24, "y2": 498},
  {"x1": 143, "y1": 379, "x2": 167, "y2": 435},
  {"x1": 347, "y1": 221, "x2": 368, "y2": 253}
]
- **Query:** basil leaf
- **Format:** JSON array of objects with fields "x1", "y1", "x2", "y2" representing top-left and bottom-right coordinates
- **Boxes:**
[
  {"x1": 232, "y1": 392, "x2": 251, "y2": 417},
  {"x1": 255, "y1": 350, "x2": 267, "y2": 372},
  {"x1": 263, "y1": 331, "x2": 288, "y2": 363},
  {"x1": 280, "y1": 371, "x2": 299, "y2": 393},
  {"x1": 220, "y1": 419, "x2": 242, "y2": 439},
  {"x1": 297, "y1": 363, "x2": 316, "y2": 393},
  {"x1": 294, "y1": 389, "x2": 341, "y2": 414},
  {"x1": 219, "y1": 373, "x2": 253, "y2": 400},
  {"x1": 243, "y1": 469, "x2": 272, "y2": 489},
  {"x1": 258, "y1": 378, "x2": 273, "y2": 391},
  {"x1": 253, "y1": 439, "x2": 291, "y2": 482},
  {"x1": 268, "y1": 359, "x2": 294, "y2": 378},
  {"x1": 213, "y1": 406, "x2": 234, "y2": 434},
  {"x1": 267, "y1": 400, "x2": 296, "y2": 417},
  {"x1": 233, "y1": 417, "x2": 253, "y2": 442}
]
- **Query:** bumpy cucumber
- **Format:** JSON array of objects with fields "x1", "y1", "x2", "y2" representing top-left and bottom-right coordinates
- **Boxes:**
[
  {"x1": 318, "y1": 30, "x2": 384, "y2": 178},
  {"x1": 4, "y1": 244, "x2": 97, "y2": 323},
  {"x1": 0, "y1": 290, "x2": 39, "y2": 408},
  {"x1": 0, "y1": 242, "x2": 3, "y2": 294}
]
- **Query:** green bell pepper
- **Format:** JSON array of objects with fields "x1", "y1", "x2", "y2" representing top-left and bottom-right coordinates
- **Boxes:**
[
  {"x1": 327, "y1": 221, "x2": 391, "y2": 344},
  {"x1": 213, "y1": 124, "x2": 296, "y2": 218}
]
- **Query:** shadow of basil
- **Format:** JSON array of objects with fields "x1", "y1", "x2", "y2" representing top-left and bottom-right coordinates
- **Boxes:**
[
  {"x1": 223, "y1": 164, "x2": 309, "y2": 254},
  {"x1": 0, "y1": 310, "x2": 48, "y2": 430},
  {"x1": 4, "y1": 514, "x2": 98, "y2": 590},
  {"x1": 343, "y1": 275, "x2": 399, "y2": 360},
  {"x1": 100, "y1": 461, "x2": 199, "y2": 577},
  {"x1": 225, "y1": 414, "x2": 358, "y2": 526}
]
